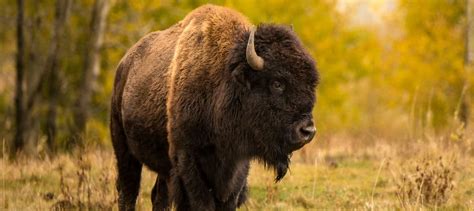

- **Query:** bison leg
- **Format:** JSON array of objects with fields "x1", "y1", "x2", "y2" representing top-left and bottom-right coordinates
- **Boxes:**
[
  {"x1": 111, "y1": 113, "x2": 142, "y2": 211},
  {"x1": 152, "y1": 176, "x2": 169, "y2": 211},
  {"x1": 168, "y1": 172, "x2": 191, "y2": 211},
  {"x1": 116, "y1": 154, "x2": 142, "y2": 211},
  {"x1": 236, "y1": 182, "x2": 248, "y2": 207},
  {"x1": 167, "y1": 150, "x2": 214, "y2": 210},
  {"x1": 215, "y1": 178, "x2": 248, "y2": 211}
]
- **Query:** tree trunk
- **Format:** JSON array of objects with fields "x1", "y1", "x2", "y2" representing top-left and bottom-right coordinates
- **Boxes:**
[
  {"x1": 12, "y1": 0, "x2": 26, "y2": 156},
  {"x1": 467, "y1": 0, "x2": 474, "y2": 65},
  {"x1": 45, "y1": 0, "x2": 72, "y2": 153},
  {"x1": 460, "y1": 0, "x2": 473, "y2": 127},
  {"x1": 72, "y1": 0, "x2": 110, "y2": 148}
]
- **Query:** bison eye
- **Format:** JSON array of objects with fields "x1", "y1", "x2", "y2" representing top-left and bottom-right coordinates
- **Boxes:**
[{"x1": 271, "y1": 81, "x2": 285, "y2": 93}]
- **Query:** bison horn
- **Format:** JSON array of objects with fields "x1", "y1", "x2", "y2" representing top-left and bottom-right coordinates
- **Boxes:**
[{"x1": 246, "y1": 27, "x2": 264, "y2": 70}]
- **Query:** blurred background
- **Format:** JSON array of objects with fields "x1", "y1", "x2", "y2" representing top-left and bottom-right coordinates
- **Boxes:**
[
  {"x1": 1, "y1": 0, "x2": 472, "y2": 156},
  {"x1": 0, "y1": 0, "x2": 473, "y2": 209}
]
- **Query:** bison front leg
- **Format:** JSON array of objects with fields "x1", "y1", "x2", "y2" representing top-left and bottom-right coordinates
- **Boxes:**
[
  {"x1": 236, "y1": 180, "x2": 248, "y2": 207},
  {"x1": 171, "y1": 150, "x2": 215, "y2": 210},
  {"x1": 216, "y1": 170, "x2": 249, "y2": 210},
  {"x1": 215, "y1": 184, "x2": 247, "y2": 211},
  {"x1": 151, "y1": 176, "x2": 169, "y2": 211}
]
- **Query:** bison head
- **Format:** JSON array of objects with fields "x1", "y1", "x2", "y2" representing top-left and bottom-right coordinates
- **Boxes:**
[{"x1": 228, "y1": 24, "x2": 319, "y2": 181}]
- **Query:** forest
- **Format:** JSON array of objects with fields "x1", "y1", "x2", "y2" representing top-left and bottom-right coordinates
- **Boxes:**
[{"x1": 1, "y1": 0, "x2": 473, "y2": 210}]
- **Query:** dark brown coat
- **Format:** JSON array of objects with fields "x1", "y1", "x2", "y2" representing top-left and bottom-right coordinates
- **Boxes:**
[{"x1": 111, "y1": 4, "x2": 319, "y2": 211}]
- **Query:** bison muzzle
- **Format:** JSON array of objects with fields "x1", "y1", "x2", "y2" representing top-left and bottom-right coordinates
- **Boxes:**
[{"x1": 110, "y1": 4, "x2": 319, "y2": 211}]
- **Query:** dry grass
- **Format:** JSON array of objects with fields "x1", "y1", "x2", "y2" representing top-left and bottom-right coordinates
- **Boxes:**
[
  {"x1": 395, "y1": 155, "x2": 456, "y2": 208},
  {"x1": 1, "y1": 149, "x2": 119, "y2": 210},
  {"x1": 1, "y1": 135, "x2": 473, "y2": 210}
]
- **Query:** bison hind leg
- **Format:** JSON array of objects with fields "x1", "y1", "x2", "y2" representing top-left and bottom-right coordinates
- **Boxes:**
[
  {"x1": 152, "y1": 176, "x2": 169, "y2": 210},
  {"x1": 116, "y1": 155, "x2": 142, "y2": 211},
  {"x1": 111, "y1": 113, "x2": 142, "y2": 211}
]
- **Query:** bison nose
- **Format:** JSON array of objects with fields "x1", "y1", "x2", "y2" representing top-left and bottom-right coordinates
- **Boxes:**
[{"x1": 296, "y1": 119, "x2": 316, "y2": 144}]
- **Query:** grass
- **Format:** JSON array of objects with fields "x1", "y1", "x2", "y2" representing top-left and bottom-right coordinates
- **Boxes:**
[{"x1": 1, "y1": 140, "x2": 474, "y2": 210}]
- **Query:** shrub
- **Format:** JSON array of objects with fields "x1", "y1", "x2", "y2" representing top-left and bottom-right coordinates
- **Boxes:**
[{"x1": 396, "y1": 155, "x2": 456, "y2": 207}]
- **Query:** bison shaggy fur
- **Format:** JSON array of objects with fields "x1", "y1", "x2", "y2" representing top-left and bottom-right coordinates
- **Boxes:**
[{"x1": 111, "y1": 4, "x2": 319, "y2": 211}]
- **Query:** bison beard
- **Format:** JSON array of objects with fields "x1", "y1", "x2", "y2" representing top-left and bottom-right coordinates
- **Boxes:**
[
  {"x1": 268, "y1": 154, "x2": 291, "y2": 182},
  {"x1": 111, "y1": 4, "x2": 319, "y2": 211}
]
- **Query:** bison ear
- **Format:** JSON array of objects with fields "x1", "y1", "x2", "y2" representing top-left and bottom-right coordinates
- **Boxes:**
[{"x1": 231, "y1": 66, "x2": 251, "y2": 90}]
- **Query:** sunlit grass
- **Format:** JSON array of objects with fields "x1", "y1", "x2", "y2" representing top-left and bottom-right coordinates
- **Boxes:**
[{"x1": 1, "y1": 142, "x2": 473, "y2": 210}]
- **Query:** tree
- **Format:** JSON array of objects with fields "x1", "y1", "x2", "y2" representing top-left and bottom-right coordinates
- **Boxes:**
[
  {"x1": 386, "y1": 0, "x2": 467, "y2": 133},
  {"x1": 460, "y1": 0, "x2": 474, "y2": 126},
  {"x1": 72, "y1": 0, "x2": 110, "y2": 148},
  {"x1": 12, "y1": 0, "x2": 25, "y2": 156},
  {"x1": 45, "y1": 0, "x2": 72, "y2": 153},
  {"x1": 11, "y1": 0, "x2": 73, "y2": 156},
  {"x1": 468, "y1": 0, "x2": 474, "y2": 66}
]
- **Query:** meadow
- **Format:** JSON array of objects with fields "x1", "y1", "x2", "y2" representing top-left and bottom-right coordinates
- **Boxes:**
[
  {"x1": 2, "y1": 132, "x2": 473, "y2": 210},
  {"x1": 2, "y1": 0, "x2": 474, "y2": 210}
]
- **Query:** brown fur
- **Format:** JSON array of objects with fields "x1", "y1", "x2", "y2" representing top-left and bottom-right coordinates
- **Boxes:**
[{"x1": 111, "y1": 4, "x2": 319, "y2": 211}]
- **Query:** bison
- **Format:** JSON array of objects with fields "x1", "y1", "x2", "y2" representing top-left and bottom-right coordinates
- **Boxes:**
[{"x1": 111, "y1": 4, "x2": 319, "y2": 211}]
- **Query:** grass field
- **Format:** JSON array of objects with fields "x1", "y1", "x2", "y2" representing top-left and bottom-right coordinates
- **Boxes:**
[{"x1": 1, "y1": 139, "x2": 474, "y2": 210}]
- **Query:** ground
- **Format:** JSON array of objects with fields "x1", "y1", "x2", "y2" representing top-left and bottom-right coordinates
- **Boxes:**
[{"x1": 1, "y1": 142, "x2": 473, "y2": 210}]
